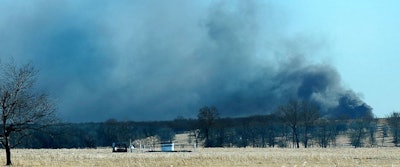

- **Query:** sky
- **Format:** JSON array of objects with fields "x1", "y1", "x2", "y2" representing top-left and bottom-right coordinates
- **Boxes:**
[
  {"x1": 0, "y1": 0, "x2": 398, "y2": 122},
  {"x1": 278, "y1": 0, "x2": 400, "y2": 118}
]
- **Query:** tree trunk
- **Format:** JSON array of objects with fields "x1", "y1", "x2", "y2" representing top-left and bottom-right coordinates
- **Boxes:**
[
  {"x1": 292, "y1": 126, "x2": 299, "y2": 148},
  {"x1": 5, "y1": 136, "x2": 12, "y2": 166},
  {"x1": 292, "y1": 128, "x2": 295, "y2": 148},
  {"x1": 5, "y1": 145, "x2": 11, "y2": 165},
  {"x1": 3, "y1": 113, "x2": 12, "y2": 166},
  {"x1": 304, "y1": 128, "x2": 308, "y2": 148},
  {"x1": 205, "y1": 128, "x2": 209, "y2": 147}
]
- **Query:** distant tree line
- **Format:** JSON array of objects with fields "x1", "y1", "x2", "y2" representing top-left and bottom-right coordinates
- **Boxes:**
[
  {"x1": 7, "y1": 101, "x2": 400, "y2": 149},
  {"x1": 13, "y1": 118, "x2": 193, "y2": 149}
]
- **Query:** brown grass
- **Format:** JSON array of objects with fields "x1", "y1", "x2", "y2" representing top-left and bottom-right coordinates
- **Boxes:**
[{"x1": 1, "y1": 147, "x2": 400, "y2": 167}]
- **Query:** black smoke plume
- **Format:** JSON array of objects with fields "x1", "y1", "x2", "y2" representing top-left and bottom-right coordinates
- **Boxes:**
[{"x1": 0, "y1": 1, "x2": 372, "y2": 122}]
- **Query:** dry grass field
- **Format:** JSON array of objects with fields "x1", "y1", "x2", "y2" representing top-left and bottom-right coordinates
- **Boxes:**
[{"x1": 1, "y1": 147, "x2": 400, "y2": 167}]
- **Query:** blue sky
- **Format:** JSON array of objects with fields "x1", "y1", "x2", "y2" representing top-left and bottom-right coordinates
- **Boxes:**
[{"x1": 276, "y1": 0, "x2": 400, "y2": 117}]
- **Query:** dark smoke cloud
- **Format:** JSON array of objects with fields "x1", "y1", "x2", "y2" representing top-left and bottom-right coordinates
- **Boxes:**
[{"x1": 0, "y1": 1, "x2": 372, "y2": 122}]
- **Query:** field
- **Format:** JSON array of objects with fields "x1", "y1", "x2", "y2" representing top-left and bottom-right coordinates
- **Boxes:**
[{"x1": 1, "y1": 147, "x2": 400, "y2": 167}]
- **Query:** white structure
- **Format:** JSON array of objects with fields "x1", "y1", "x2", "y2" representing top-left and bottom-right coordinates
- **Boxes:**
[{"x1": 161, "y1": 143, "x2": 174, "y2": 152}]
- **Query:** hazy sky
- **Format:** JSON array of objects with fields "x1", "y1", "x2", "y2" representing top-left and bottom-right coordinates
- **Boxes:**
[{"x1": 0, "y1": 0, "x2": 398, "y2": 122}]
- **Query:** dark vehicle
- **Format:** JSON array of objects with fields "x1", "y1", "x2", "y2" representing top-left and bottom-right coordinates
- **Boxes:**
[{"x1": 112, "y1": 142, "x2": 128, "y2": 152}]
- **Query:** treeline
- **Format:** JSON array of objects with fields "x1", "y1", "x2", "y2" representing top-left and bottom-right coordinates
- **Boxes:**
[
  {"x1": 15, "y1": 118, "x2": 195, "y2": 149},
  {"x1": 11, "y1": 102, "x2": 400, "y2": 149}
]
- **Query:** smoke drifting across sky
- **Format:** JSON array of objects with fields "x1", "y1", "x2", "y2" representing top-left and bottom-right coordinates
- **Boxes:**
[{"x1": 0, "y1": 1, "x2": 372, "y2": 122}]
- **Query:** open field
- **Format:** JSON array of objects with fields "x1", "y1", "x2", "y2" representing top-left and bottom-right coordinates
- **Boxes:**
[{"x1": 1, "y1": 147, "x2": 400, "y2": 167}]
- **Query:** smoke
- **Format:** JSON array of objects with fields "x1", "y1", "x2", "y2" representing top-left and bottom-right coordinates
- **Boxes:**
[{"x1": 0, "y1": 1, "x2": 372, "y2": 122}]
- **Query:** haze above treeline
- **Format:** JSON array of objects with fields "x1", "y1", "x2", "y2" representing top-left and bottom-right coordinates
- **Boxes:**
[{"x1": 0, "y1": 1, "x2": 373, "y2": 122}]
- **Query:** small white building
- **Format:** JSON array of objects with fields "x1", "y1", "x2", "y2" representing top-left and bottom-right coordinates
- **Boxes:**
[{"x1": 161, "y1": 143, "x2": 174, "y2": 152}]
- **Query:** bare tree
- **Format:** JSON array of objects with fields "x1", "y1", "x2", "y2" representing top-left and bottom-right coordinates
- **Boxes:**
[
  {"x1": 0, "y1": 62, "x2": 57, "y2": 165},
  {"x1": 278, "y1": 100, "x2": 301, "y2": 148},
  {"x1": 349, "y1": 118, "x2": 370, "y2": 148},
  {"x1": 300, "y1": 101, "x2": 320, "y2": 148},
  {"x1": 197, "y1": 106, "x2": 219, "y2": 147},
  {"x1": 387, "y1": 112, "x2": 400, "y2": 146},
  {"x1": 278, "y1": 100, "x2": 320, "y2": 148},
  {"x1": 381, "y1": 124, "x2": 389, "y2": 146},
  {"x1": 366, "y1": 117, "x2": 378, "y2": 147},
  {"x1": 315, "y1": 119, "x2": 330, "y2": 148}
]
